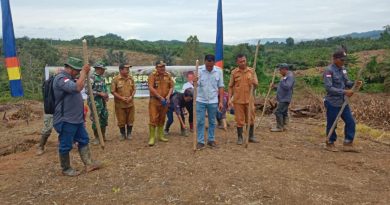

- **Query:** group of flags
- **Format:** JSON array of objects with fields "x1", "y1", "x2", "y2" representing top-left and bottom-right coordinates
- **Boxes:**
[{"x1": 0, "y1": 0, "x2": 224, "y2": 97}]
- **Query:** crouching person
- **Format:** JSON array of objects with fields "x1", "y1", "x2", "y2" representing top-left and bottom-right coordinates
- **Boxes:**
[{"x1": 53, "y1": 57, "x2": 101, "y2": 176}]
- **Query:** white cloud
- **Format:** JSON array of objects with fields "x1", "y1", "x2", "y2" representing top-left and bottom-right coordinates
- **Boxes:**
[{"x1": 1, "y1": 0, "x2": 389, "y2": 43}]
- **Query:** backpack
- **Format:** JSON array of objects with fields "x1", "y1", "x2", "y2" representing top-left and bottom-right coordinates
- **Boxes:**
[{"x1": 42, "y1": 76, "x2": 56, "y2": 114}]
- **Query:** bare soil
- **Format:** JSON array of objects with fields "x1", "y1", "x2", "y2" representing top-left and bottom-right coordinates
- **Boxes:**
[{"x1": 0, "y1": 98, "x2": 389, "y2": 205}]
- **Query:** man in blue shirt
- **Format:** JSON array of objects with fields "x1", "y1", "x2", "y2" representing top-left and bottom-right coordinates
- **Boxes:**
[
  {"x1": 53, "y1": 57, "x2": 101, "y2": 176},
  {"x1": 323, "y1": 49, "x2": 362, "y2": 152},
  {"x1": 271, "y1": 63, "x2": 295, "y2": 132},
  {"x1": 195, "y1": 54, "x2": 224, "y2": 149}
]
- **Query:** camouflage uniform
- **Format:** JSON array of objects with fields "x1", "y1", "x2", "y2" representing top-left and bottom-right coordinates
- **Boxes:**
[
  {"x1": 36, "y1": 114, "x2": 53, "y2": 155},
  {"x1": 86, "y1": 71, "x2": 109, "y2": 142}
]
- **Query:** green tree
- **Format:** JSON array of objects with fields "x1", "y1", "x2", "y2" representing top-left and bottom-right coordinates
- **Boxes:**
[
  {"x1": 158, "y1": 45, "x2": 175, "y2": 66},
  {"x1": 286, "y1": 37, "x2": 294, "y2": 47},
  {"x1": 181, "y1": 35, "x2": 201, "y2": 65}
]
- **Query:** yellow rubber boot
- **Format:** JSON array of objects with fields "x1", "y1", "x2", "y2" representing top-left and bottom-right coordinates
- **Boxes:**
[
  {"x1": 148, "y1": 125, "x2": 156, "y2": 146},
  {"x1": 157, "y1": 126, "x2": 168, "y2": 142}
]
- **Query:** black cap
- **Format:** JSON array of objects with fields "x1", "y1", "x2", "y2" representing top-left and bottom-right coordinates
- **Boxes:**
[
  {"x1": 333, "y1": 50, "x2": 347, "y2": 59},
  {"x1": 119, "y1": 64, "x2": 132, "y2": 69},
  {"x1": 204, "y1": 54, "x2": 215, "y2": 62},
  {"x1": 278, "y1": 63, "x2": 289, "y2": 69}
]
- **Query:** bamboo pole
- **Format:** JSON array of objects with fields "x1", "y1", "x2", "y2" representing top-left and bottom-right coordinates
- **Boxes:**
[
  {"x1": 193, "y1": 60, "x2": 199, "y2": 151},
  {"x1": 82, "y1": 39, "x2": 105, "y2": 150},
  {"x1": 245, "y1": 40, "x2": 260, "y2": 148},
  {"x1": 255, "y1": 68, "x2": 277, "y2": 130}
]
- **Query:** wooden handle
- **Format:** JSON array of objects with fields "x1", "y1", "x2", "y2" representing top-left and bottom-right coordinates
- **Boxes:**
[
  {"x1": 193, "y1": 59, "x2": 199, "y2": 151},
  {"x1": 83, "y1": 39, "x2": 105, "y2": 150},
  {"x1": 245, "y1": 40, "x2": 260, "y2": 148}
]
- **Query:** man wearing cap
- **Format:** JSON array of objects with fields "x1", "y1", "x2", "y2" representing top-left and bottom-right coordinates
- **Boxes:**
[
  {"x1": 270, "y1": 63, "x2": 295, "y2": 132},
  {"x1": 86, "y1": 61, "x2": 109, "y2": 145},
  {"x1": 53, "y1": 57, "x2": 101, "y2": 176},
  {"x1": 164, "y1": 88, "x2": 193, "y2": 136},
  {"x1": 194, "y1": 54, "x2": 224, "y2": 149},
  {"x1": 111, "y1": 64, "x2": 136, "y2": 141},
  {"x1": 148, "y1": 60, "x2": 174, "y2": 146},
  {"x1": 228, "y1": 54, "x2": 259, "y2": 144},
  {"x1": 323, "y1": 49, "x2": 362, "y2": 152}
]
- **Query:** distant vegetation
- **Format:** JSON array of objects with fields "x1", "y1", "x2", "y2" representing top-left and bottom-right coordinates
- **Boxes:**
[{"x1": 1, "y1": 26, "x2": 390, "y2": 101}]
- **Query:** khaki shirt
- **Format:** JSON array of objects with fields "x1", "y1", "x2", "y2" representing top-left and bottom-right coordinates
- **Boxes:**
[
  {"x1": 228, "y1": 67, "x2": 258, "y2": 104},
  {"x1": 148, "y1": 71, "x2": 174, "y2": 98},
  {"x1": 111, "y1": 74, "x2": 135, "y2": 108}
]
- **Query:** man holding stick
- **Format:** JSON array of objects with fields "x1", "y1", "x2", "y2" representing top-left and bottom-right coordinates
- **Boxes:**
[
  {"x1": 323, "y1": 49, "x2": 362, "y2": 152},
  {"x1": 164, "y1": 88, "x2": 193, "y2": 136},
  {"x1": 53, "y1": 57, "x2": 101, "y2": 176},
  {"x1": 228, "y1": 54, "x2": 259, "y2": 145},
  {"x1": 194, "y1": 54, "x2": 224, "y2": 149}
]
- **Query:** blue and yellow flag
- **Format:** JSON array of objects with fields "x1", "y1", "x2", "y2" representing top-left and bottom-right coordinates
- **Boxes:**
[
  {"x1": 215, "y1": 0, "x2": 223, "y2": 69},
  {"x1": 1, "y1": 0, "x2": 24, "y2": 97}
]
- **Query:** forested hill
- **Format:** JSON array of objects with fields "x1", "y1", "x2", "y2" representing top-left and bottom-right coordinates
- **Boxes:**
[{"x1": 0, "y1": 27, "x2": 390, "y2": 100}]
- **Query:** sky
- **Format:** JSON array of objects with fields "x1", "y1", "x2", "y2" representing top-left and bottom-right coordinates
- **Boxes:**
[{"x1": 2, "y1": 0, "x2": 390, "y2": 44}]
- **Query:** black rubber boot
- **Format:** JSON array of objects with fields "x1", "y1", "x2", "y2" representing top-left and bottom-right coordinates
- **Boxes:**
[
  {"x1": 119, "y1": 127, "x2": 126, "y2": 141},
  {"x1": 237, "y1": 127, "x2": 243, "y2": 145},
  {"x1": 59, "y1": 153, "x2": 80, "y2": 176},
  {"x1": 249, "y1": 125, "x2": 259, "y2": 143},
  {"x1": 126, "y1": 125, "x2": 133, "y2": 139}
]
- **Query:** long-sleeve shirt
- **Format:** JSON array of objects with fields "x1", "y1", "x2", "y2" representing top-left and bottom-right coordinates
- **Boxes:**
[
  {"x1": 323, "y1": 64, "x2": 354, "y2": 107},
  {"x1": 196, "y1": 66, "x2": 224, "y2": 104},
  {"x1": 53, "y1": 71, "x2": 84, "y2": 125},
  {"x1": 276, "y1": 71, "x2": 295, "y2": 103}
]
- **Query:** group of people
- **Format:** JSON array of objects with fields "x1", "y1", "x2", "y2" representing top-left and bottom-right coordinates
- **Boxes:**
[{"x1": 37, "y1": 48, "x2": 361, "y2": 176}]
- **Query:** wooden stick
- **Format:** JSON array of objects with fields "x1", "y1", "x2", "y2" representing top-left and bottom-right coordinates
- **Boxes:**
[
  {"x1": 326, "y1": 66, "x2": 364, "y2": 141},
  {"x1": 82, "y1": 39, "x2": 105, "y2": 150},
  {"x1": 255, "y1": 68, "x2": 277, "y2": 129},
  {"x1": 245, "y1": 40, "x2": 260, "y2": 148},
  {"x1": 193, "y1": 60, "x2": 199, "y2": 151}
]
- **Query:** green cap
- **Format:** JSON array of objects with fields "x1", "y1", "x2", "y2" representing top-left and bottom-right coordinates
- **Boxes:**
[
  {"x1": 93, "y1": 61, "x2": 107, "y2": 70},
  {"x1": 64, "y1": 57, "x2": 83, "y2": 70}
]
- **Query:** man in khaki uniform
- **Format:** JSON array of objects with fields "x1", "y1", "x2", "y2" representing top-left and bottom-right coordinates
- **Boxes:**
[
  {"x1": 111, "y1": 64, "x2": 136, "y2": 141},
  {"x1": 228, "y1": 54, "x2": 259, "y2": 145},
  {"x1": 148, "y1": 60, "x2": 174, "y2": 146}
]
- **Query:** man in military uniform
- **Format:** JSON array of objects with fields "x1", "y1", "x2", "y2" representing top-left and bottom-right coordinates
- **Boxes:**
[
  {"x1": 148, "y1": 60, "x2": 174, "y2": 146},
  {"x1": 86, "y1": 62, "x2": 109, "y2": 145},
  {"x1": 36, "y1": 114, "x2": 53, "y2": 155},
  {"x1": 323, "y1": 49, "x2": 362, "y2": 152},
  {"x1": 270, "y1": 63, "x2": 295, "y2": 132},
  {"x1": 228, "y1": 54, "x2": 259, "y2": 145},
  {"x1": 53, "y1": 57, "x2": 101, "y2": 176},
  {"x1": 111, "y1": 64, "x2": 136, "y2": 141}
]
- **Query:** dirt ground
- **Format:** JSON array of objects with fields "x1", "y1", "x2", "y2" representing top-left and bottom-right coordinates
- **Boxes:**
[{"x1": 0, "y1": 98, "x2": 389, "y2": 205}]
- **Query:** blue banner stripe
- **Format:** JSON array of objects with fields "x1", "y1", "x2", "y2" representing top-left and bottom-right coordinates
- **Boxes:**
[
  {"x1": 1, "y1": 0, "x2": 17, "y2": 57},
  {"x1": 215, "y1": 0, "x2": 223, "y2": 63},
  {"x1": 9, "y1": 80, "x2": 24, "y2": 97}
]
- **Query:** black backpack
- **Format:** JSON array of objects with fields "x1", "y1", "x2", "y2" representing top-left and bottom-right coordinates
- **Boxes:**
[{"x1": 42, "y1": 75, "x2": 56, "y2": 114}]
